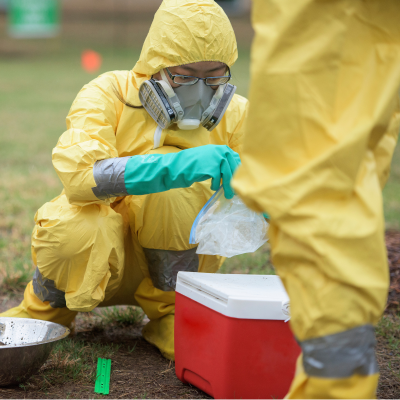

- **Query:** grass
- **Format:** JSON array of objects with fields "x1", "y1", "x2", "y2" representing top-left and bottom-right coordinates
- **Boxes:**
[
  {"x1": 93, "y1": 306, "x2": 144, "y2": 327},
  {"x1": 0, "y1": 260, "x2": 32, "y2": 295},
  {"x1": 16, "y1": 306, "x2": 144, "y2": 392},
  {"x1": 376, "y1": 315, "x2": 400, "y2": 390},
  {"x1": 377, "y1": 315, "x2": 400, "y2": 354},
  {"x1": 19, "y1": 338, "x2": 120, "y2": 392}
]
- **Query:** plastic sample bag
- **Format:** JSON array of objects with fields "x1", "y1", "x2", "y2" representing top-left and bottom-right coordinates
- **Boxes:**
[{"x1": 189, "y1": 187, "x2": 269, "y2": 258}]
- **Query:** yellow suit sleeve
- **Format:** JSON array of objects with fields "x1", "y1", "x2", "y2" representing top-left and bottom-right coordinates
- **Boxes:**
[{"x1": 52, "y1": 72, "x2": 124, "y2": 206}]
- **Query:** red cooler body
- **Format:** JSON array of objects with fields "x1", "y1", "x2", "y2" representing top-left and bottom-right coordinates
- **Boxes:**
[{"x1": 175, "y1": 273, "x2": 300, "y2": 399}]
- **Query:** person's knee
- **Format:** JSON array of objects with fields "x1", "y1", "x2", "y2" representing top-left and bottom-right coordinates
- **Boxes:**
[
  {"x1": 33, "y1": 195, "x2": 123, "y2": 263},
  {"x1": 31, "y1": 195, "x2": 125, "y2": 310}
]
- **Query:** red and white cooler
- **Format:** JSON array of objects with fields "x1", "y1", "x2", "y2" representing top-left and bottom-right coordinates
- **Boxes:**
[{"x1": 175, "y1": 272, "x2": 301, "y2": 399}]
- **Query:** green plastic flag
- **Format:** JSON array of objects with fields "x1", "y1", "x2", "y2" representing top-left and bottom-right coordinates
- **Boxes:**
[{"x1": 95, "y1": 358, "x2": 111, "y2": 395}]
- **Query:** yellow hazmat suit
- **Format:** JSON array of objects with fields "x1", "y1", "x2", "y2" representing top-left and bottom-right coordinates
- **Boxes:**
[
  {"x1": 1, "y1": 0, "x2": 247, "y2": 360},
  {"x1": 232, "y1": 0, "x2": 400, "y2": 398}
]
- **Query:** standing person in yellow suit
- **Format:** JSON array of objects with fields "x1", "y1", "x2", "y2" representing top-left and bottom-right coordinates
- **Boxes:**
[
  {"x1": 0, "y1": 0, "x2": 248, "y2": 361},
  {"x1": 233, "y1": 0, "x2": 400, "y2": 398}
]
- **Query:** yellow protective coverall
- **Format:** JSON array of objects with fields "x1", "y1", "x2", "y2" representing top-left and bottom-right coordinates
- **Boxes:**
[
  {"x1": 1, "y1": 0, "x2": 247, "y2": 361},
  {"x1": 232, "y1": 0, "x2": 400, "y2": 398}
]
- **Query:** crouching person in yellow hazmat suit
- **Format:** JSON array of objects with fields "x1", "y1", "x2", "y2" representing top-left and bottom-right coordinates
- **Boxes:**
[
  {"x1": 0, "y1": 0, "x2": 248, "y2": 361},
  {"x1": 232, "y1": 0, "x2": 400, "y2": 398}
]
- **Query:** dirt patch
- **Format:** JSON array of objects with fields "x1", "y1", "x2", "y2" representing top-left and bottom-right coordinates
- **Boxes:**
[
  {"x1": 0, "y1": 314, "x2": 210, "y2": 399},
  {"x1": 386, "y1": 230, "x2": 400, "y2": 315},
  {"x1": 377, "y1": 330, "x2": 400, "y2": 399},
  {"x1": 1, "y1": 339, "x2": 209, "y2": 399},
  {"x1": 377, "y1": 230, "x2": 400, "y2": 399},
  {"x1": 0, "y1": 295, "x2": 21, "y2": 313}
]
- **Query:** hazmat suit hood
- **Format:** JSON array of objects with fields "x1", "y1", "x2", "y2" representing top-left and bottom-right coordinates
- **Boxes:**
[{"x1": 133, "y1": 0, "x2": 238, "y2": 77}]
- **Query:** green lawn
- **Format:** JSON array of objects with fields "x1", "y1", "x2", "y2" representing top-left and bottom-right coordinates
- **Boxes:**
[{"x1": 0, "y1": 35, "x2": 399, "y2": 283}]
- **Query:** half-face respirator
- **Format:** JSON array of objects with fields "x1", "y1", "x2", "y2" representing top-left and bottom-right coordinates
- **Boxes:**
[{"x1": 138, "y1": 69, "x2": 236, "y2": 131}]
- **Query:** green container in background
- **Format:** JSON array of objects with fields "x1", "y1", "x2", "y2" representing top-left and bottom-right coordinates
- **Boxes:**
[{"x1": 8, "y1": 0, "x2": 60, "y2": 38}]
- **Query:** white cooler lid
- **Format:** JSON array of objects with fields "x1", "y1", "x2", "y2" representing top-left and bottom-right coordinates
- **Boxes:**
[{"x1": 176, "y1": 272, "x2": 290, "y2": 320}]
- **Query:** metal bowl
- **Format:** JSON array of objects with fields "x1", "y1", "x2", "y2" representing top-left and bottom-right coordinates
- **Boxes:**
[{"x1": 0, "y1": 317, "x2": 70, "y2": 386}]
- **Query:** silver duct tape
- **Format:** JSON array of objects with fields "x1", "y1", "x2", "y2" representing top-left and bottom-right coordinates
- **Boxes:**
[
  {"x1": 301, "y1": 324, "x2": 378, "y2": 378},
  {"x1": 143, "y1": 247, "x2": 199, "y2": 291},
  {"x1": 32, "y1": 267, "x2": 67, "y2": 309},
  {"x1": 91, "y1": 157, "x2": 130, "y2": 200}
]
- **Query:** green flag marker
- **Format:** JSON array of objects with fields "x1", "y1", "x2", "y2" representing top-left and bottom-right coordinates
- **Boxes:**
[{"x1": 95, "y1": 358, "x2": 111, "y2": 395}]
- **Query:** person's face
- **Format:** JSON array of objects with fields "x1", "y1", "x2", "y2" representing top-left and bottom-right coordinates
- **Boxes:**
[{"x1": 153, "y1": 61, "x2": 227, "y2": 89}]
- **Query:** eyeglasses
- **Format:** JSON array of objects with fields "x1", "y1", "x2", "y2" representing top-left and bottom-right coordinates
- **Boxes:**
[{"x1": 165, "y1": 67, "x2": 231, "y2": 86}]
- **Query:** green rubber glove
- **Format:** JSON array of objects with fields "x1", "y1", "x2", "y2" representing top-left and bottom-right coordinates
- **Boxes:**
[{"x1": 124, "y1": 145, "x2": 241, "y2": 199}]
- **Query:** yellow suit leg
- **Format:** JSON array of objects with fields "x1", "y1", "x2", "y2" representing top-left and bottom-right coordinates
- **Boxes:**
[
  {"x1": 135, "y1": 278, "x2": 176, "y2": 360},
  {"x1": 232, "y1": 0, "x2": 400, "y2": 398},
  {"x1": 1, "y1": 193, "x2": 126, "y2": 325},
  {"x1": 287, "y1": 355, "x2": 379, "y2": 400}
]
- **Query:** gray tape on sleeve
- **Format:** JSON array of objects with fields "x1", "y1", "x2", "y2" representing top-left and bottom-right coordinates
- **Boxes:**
[
  {"x1": 300, "y1": 324, "x2": 378, "y2": 378},
  {"x1": 143, "y1": 248, "x2": 199, "y2": 292},
  {"x1": 91, "y1": 157, "x2": 130, "y2": 200},
  {"x1": 32, "y1": 267, "x2": 67, "y2": 309}
]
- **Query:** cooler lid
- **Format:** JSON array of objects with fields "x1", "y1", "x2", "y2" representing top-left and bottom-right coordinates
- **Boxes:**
[{"x1": 176, "y1": 272, "x2": 290, "y2": 320}]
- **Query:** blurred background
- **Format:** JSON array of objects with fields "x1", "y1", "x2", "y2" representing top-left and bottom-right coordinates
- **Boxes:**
[{"x1": 0, "y1": 0, "x2": 399, "y2": 289}]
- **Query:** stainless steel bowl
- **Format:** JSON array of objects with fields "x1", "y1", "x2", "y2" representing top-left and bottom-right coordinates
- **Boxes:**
[{"x1": 0, "y1": 317, "x2": 70, "y2": 386}]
